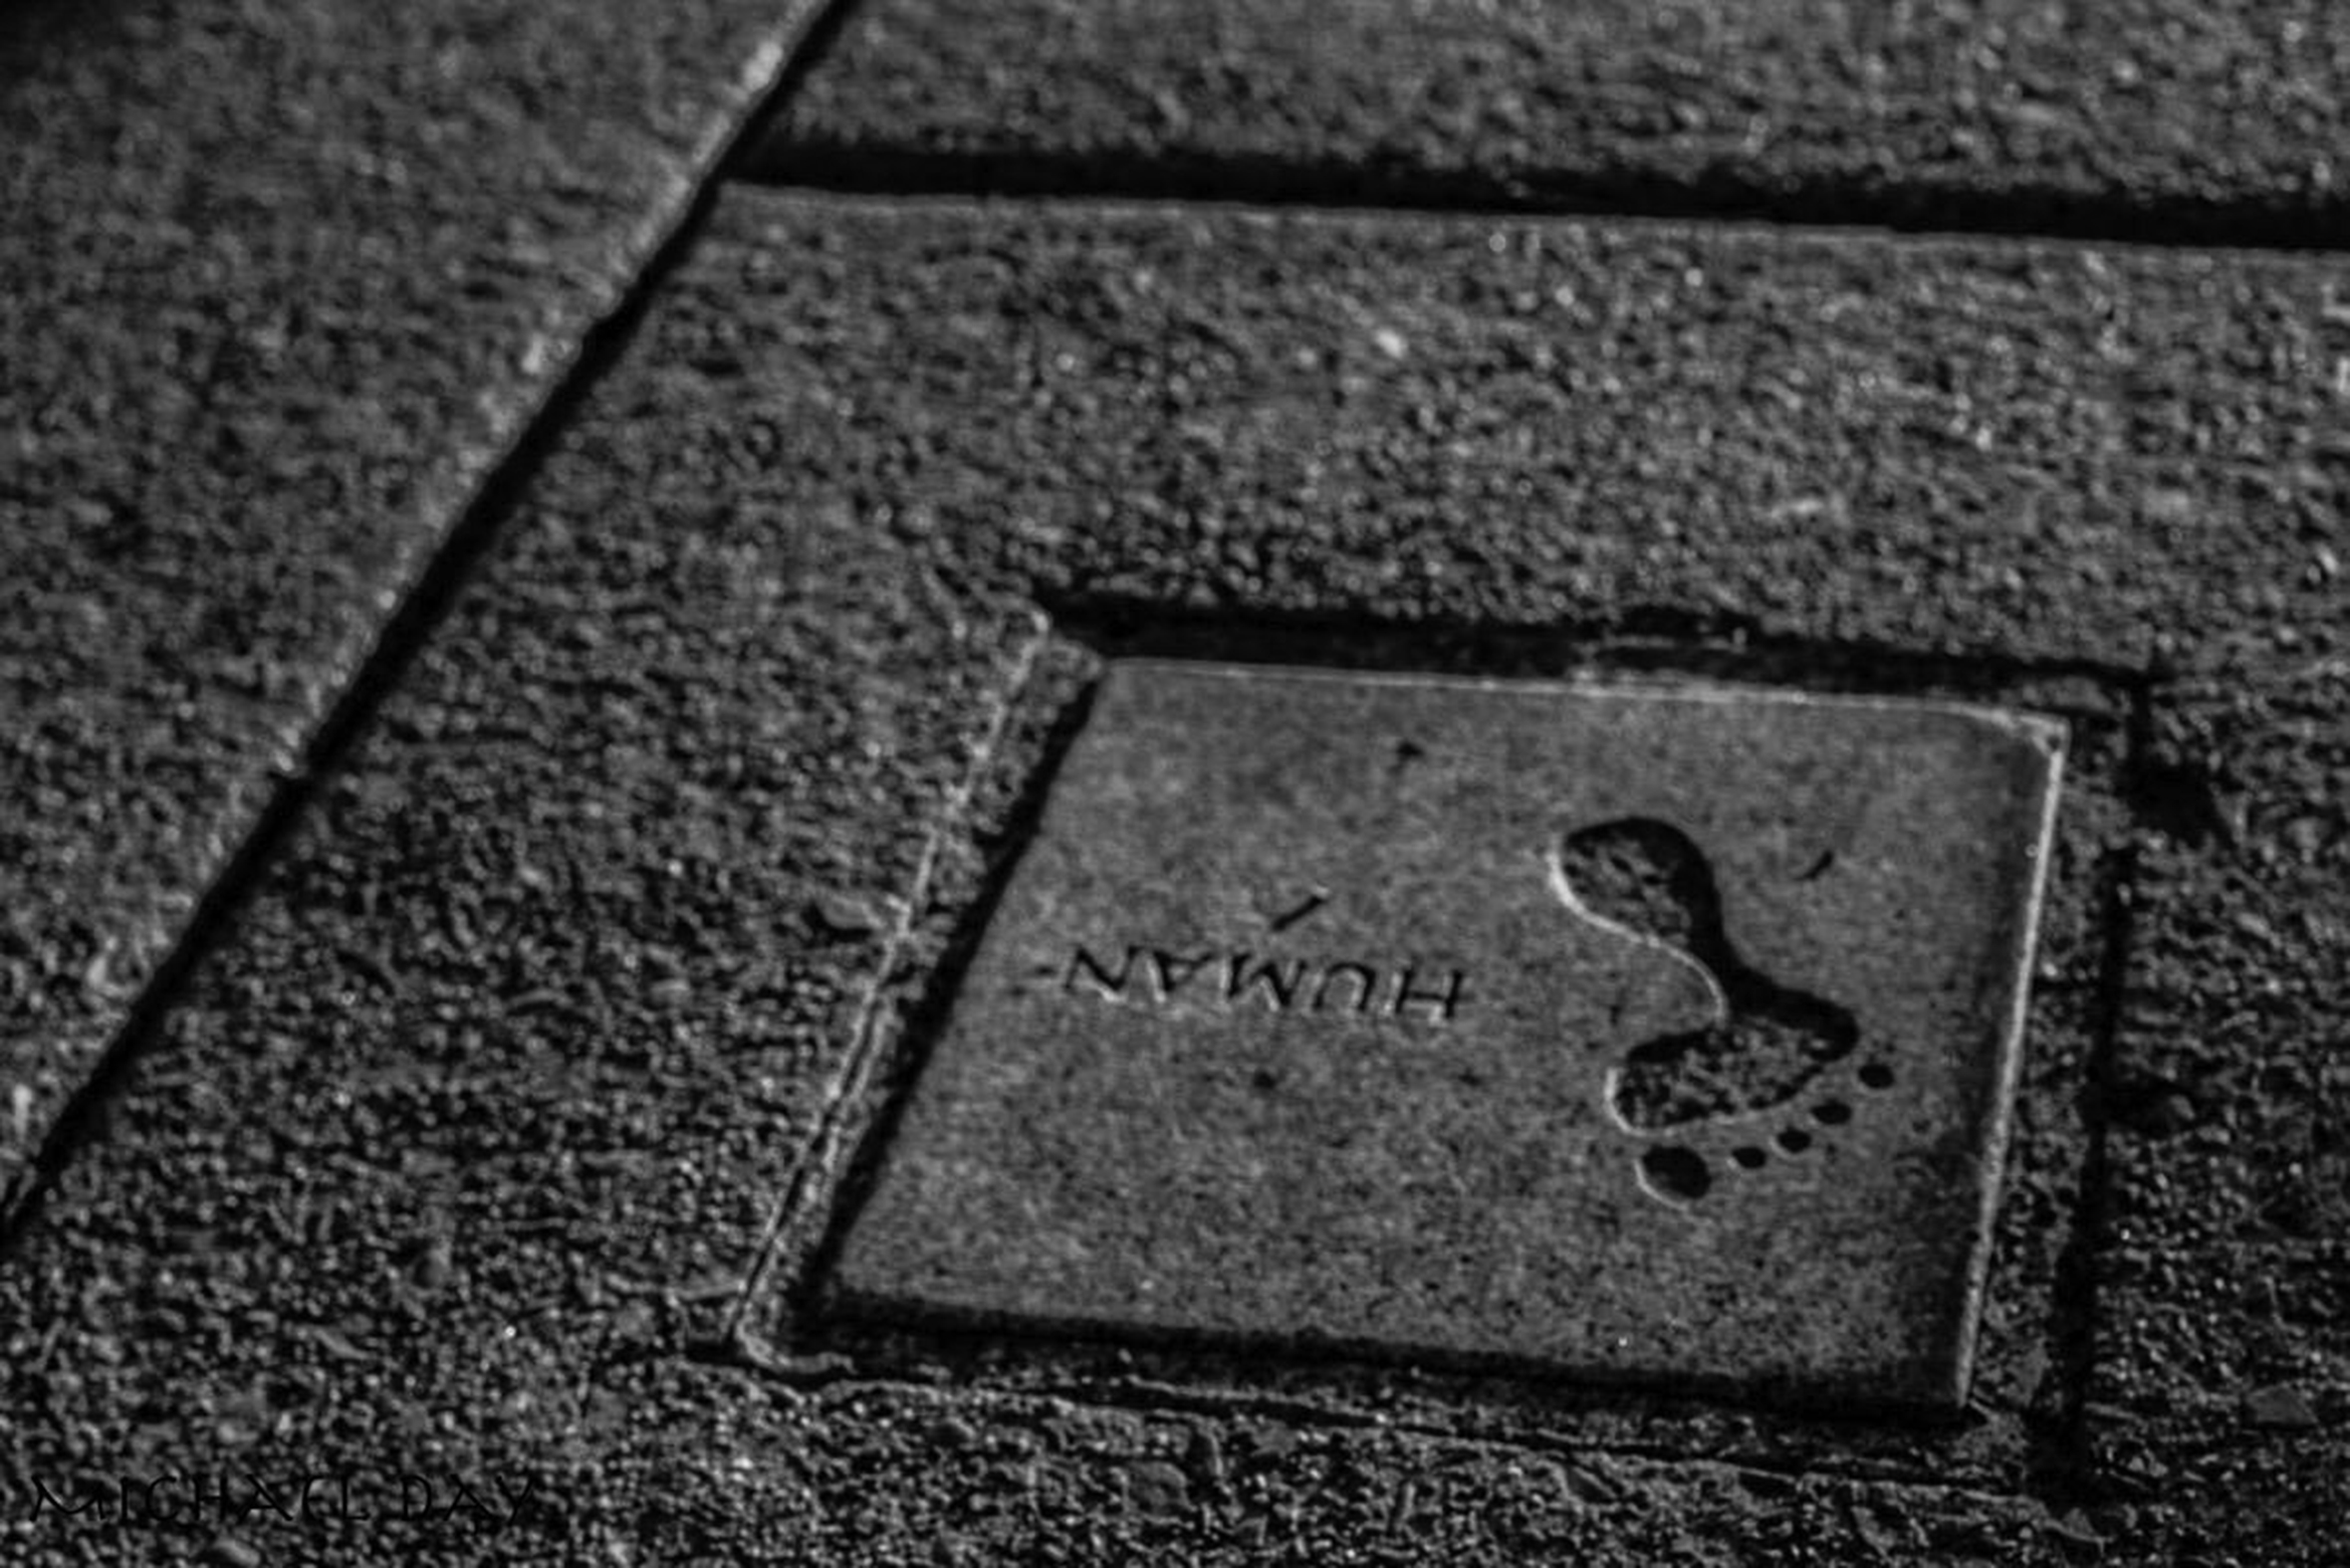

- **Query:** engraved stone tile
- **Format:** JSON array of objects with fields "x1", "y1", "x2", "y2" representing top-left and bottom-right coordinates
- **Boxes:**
[{"x1": 827, "y1": 661, "x2": 2065, "y2": 1411}]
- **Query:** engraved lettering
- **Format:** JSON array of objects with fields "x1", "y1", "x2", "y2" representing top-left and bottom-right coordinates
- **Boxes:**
[
  {"x1": 1148, "y1": 948, "x2": 1215, "y2": 999},
  {"x1": 1390, "y1": 966, "x2": 1467, "y2": 1022},
  {"x1": 1310, "y1": 962, "x2": 1378, "y2": 1013},
  {"x1": 447, "y1": 1475, "x2": 504, "y2": 1523},
  {"x1": 1224, "y1": 952, "x2": 1306, "y2": 1010},
  {"x1": 1269, "y1": 890, "x2": 1328, "y2": 932},
  {"x1": 136, "y1": 1471, "x2": 184, "y2": 1525},
  {"x1": 1064, "y1": 943, "x2": 1140, "y2": 999},
  {"x1": 243, "y1": 1470, "x2": 296, "y2": 1522},
  {"x1": 1062, "y1": 941, "x2": 1467, "y2": 1026},
  {"x1": 27, "y1": 1477, "x2": 108, "y2": 1520}
]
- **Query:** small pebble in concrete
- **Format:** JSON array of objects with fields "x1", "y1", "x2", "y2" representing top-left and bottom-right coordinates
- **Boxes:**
[{"x1": 2242, "y1": 1385, "x2": 2321, "y2": 1432}]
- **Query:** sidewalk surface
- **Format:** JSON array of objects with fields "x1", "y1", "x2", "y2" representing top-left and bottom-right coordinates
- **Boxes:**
[{"x1": 3, "y1": 2, "x2": 2344, "y2": 1562}]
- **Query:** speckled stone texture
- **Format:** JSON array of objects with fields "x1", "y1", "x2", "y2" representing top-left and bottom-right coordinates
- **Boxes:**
[
  {"x1": 830, "y1": 664, "x2": 2062, "y2": 1411},
  {"x1": 676, "y1": 194, "x2": 2341, "y2": 679},
  {"x1": 0, "y1": 333, "x2": 1055, "y2": 1562},
  {"x1": 0, "y1": 0, "x2": 828, "y2": 1203},
  {"x1": 2087, "y1": 666, "x2": 2350, "y2": 1557},
  {"x1": 760, "y1": 0, "x2": 2350, "y2": 240},
  {"x1": 1, "y1": 187, "x2": 2339, "y2": 1560}
]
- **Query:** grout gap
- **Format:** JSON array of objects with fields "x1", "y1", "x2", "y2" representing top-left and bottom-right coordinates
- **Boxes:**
[
  {"x1": 0, "y1": 0, "x2": 875, "y2": 1256},
  {"x1": 734, "y1": 142, "x2": 2350, "y2": 257},
  {"x1": 2022, "y1": 672, "x2": 2159, "y2": 1511},
  {"x1": 719, "y1": 615, "x2": 1053, "y2": 1349}
]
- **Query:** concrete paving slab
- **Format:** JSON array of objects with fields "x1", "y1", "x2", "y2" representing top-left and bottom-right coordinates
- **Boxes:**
[
  {"x1": 2, "y1": 183, "x2": 2332, "y2": 1559},
  {"x1": 678, "y1": 192, "x2": 2341, "y2": 675},
  {"x1": 760, "y1": 0, "x2": 2350, "y2": 242},
  {"x1": 757, "y1": 633, "x2": 2123, "y2": 1492},
  {"x1": 9, "y1": 1357, "x2": 2089, "y2": 1561},
  {"x1": 0, "y1": 375, "x2": 1051, "y2": 1561},
  {"x1": 1, "y1": 183, "x2": 2118, "y2": 1525},
  {"x1": 2086, "y1": 664, "x2": 2349, "y2": 1554},
  {"x1": 829, "y1": 662, "x2": 2063, "y2": 1412},
  {"x1": 598, "y1": 1377, "x2": 2088, "y2": 1563},
  {"x1": 0, "y1": 0, "x2": 835, "y2": 1204}
]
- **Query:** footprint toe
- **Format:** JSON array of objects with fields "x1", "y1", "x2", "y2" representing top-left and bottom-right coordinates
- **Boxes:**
[{"x1": 1637, "y1": 1145, "x2": 1713, "y2": 1204}]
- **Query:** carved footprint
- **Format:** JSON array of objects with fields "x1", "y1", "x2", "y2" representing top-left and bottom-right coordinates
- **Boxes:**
[{"x1": 1552, "y1": 817, "x2": 1896, "y2": 1204}]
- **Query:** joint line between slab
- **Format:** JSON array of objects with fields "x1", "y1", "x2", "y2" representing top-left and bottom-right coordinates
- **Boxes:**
[
  {"x1": 0, "y1": 0, "x2": 860, "y2": 1247},
  {"x1": 730, "y1": 158, "x2": 2350, "y2": 260},
  {"x1": 2024, "y1": 675, "x2": 2158, "y2": 1504},
  {"x1": 721, "y1": 615, "x2": 1052, "y2": 1346}
]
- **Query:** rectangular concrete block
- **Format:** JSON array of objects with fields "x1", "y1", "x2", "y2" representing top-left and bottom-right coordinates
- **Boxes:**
[{"x1": 828, "y1": 661, "x2": 2064, "y2": 1410}]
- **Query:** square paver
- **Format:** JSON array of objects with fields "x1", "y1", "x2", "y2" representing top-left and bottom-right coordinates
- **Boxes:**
[{"x1": 823, "y1": 661, "x2": 2064, "y2": 1410}]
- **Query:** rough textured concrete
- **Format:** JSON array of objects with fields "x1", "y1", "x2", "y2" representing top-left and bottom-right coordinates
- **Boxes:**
[
  {"x1": 2088, "y1": 667, "x2": 2350, "y2": 1557},
  {"x1": 8, "y1": 1361, "x2": 2085, "y2": 1562},
  {"x1": 679, "y1": 194, "x2": 2343, "y2": 677},
  {"x1": 832, "y1": 664, "x2": 2062, "y2": 1411},
  {"x1": 760, "y1": 0, "x2": 2350, "y2": 241},
  {"x1": 0, "y1": 0, "x2": 830, "y2": 1203},
  {"x1": 0, "y1": 187, "x2": 2160, "y2": 1563},
  {"x1": 5, "y1": 0, "x2": 2344, "y2": 1553},
  {"x1": 0, "y1": 347, "x2": 1052, "y2": 1561}
]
